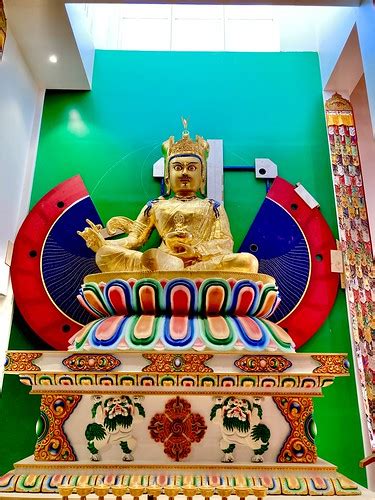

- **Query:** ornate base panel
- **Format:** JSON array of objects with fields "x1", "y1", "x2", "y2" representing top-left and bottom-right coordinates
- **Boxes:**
[
  {"x1": 3, "y1": 351, "x2": 352, "y2": 496},
  {"x1": 31, "y1": 394, "x2": 293, "y2": 464}
]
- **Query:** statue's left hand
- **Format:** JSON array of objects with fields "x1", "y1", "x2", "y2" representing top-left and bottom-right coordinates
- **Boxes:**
[
  {"x1": 77, "y1": 219, "x2": 105, "y2": 252},
  {"x1": 168, "y1": 241, "x2": 201, "y2": 260}
]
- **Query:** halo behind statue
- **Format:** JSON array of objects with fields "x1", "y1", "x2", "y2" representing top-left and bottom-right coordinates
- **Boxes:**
[{"x1": 11, "y1": 176, "x2": 101, "y2": 349}]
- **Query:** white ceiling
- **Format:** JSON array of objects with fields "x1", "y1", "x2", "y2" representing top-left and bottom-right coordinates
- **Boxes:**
[{"x1": 4, "y1": 0, "x2": 361, "y2": 90}]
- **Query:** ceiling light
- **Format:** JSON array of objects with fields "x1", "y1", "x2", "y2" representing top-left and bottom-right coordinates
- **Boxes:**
[{"x1": 49, "y1": 55, "x2": 58, "y2": 63}]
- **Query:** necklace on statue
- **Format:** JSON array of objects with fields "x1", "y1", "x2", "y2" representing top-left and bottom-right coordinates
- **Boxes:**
[{"x1": 175, "y1": 194, "x2": 197, "y2": 201}]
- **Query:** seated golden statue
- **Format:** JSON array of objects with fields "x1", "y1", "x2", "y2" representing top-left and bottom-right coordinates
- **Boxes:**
[{"x1": 78, "y1": 122, "x2": 258, "y2": 274}]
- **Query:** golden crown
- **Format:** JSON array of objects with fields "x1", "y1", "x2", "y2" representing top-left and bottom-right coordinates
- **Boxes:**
[
  {"x1": 165, "y1": 132, "x2": 209, "y2": 161},
  {"x1": 162, "y1": 118, "x2": 209, "y2": 165}
]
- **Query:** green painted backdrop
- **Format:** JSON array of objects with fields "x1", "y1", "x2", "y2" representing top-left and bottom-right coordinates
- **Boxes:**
[{"x1": 0, "y1": 51, "x2": 366, "y2": 485}]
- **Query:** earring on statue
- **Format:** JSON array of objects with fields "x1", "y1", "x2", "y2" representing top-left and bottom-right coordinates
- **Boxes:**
[
  {"x1": 165, "y1": 177, "x2": 171, "y2": 196},
  {"x1": 200, "y1": 177, "x2": 206, "y2": 196}
]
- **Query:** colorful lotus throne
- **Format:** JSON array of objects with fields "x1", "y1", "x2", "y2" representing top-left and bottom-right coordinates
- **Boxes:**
[{"x1": 71, "y1": 272, "x2": 294, "y2": 352}]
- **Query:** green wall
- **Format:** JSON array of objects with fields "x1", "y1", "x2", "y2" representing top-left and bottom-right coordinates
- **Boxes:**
[{"x1": 0, "y1": 51, "x2": 366, "y2": 486}]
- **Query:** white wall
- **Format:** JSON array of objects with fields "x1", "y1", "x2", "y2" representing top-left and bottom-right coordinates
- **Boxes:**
[
  {"x1": 317, "y1": 6, "x2": 357, "y2": 89},
  {"x1": 0, "y1": 28, "x2": 44, "y2": 387},
  {"x1": 65, "y1": 3, "x2": 95, "y2": 89},
  {"x1": 357, "y1": 0, "x2": 375, "y2": 137},
  {"x1": 278, "y1": 6, "x2": 319, "y2": 52},
  {"x1": 318, "y1": 4, "x2": 375, "y2": 258},
  {"x1": 324, "y1": 26, "x2": 363, "y2": 96},
  {"x1": 318, "y1": 2, "x2": 375, "y2": 138}
]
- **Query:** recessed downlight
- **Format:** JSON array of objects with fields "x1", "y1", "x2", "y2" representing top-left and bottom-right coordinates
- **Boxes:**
[{"x1": 49, "y1": 54, "x2": 58, "y2": 63}]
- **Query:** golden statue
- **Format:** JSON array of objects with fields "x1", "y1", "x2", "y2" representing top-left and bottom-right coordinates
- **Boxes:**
[{"x1": 78, "y1": 121, "x2": 258, "y2": 274}]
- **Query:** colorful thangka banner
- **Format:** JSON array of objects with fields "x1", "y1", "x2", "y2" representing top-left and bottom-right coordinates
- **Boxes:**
[
  {"x1": 325, "y1": 92, "x2": 375, "y2": 451},
  {"x1": 0, "y1": 0, "x2": 6, "y2": 60}
]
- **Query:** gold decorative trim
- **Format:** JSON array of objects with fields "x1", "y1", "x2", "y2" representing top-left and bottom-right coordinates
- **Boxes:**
[
  {"x1": 18, "y1": 370, "x2": 337, "y2": 388},
  {"x1": 29, "y1": 389, "x2": 324, "y2": 397},
  {"x1": 62, "y1": 353, "x2": 121, "y2": 372},
  {"x1": 312, "y1": 355, "x2": 349, "y2": 375},
  {"x1": 274, "y1": 396, "x2": 317, "y2": 463},
  {"x1": 84, "y1": 270, "x2": 276, "y2": 284},
  {"x1": 34, "y1": 394, "x2": 81, "y2": 461},
  {"x1": 235, "y1": 355, "x2": 292, "y2": 373},
  {"x1": 14, "y1": 461, "x2": 337, "y2": 472},
  {"x1": 5, "y1": 352, "x2": 42, "y2": 372},
  {"x1": 19, "y1": 369, "x2": 334, "y2": 376},
  {"x1": 325, "y1": 93, "x2": 352, "y2": 112},
  {"x1": 142, "y1": 353, "x2": 213, "y2": 373}
]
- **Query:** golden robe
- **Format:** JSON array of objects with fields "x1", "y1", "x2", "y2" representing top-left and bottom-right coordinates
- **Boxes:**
[{"x1": 95, "y1": 197, "x2": 256, "y2": 273}]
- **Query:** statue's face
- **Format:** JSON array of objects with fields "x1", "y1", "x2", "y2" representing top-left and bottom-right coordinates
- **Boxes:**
[{"x1": 169, "y1": 155, "x2": 202, "y2": 195}]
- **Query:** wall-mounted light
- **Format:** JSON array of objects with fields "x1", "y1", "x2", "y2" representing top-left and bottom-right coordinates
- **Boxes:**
[{"x1": 48, "y1": 54, "x2": 58, "y2": 63}]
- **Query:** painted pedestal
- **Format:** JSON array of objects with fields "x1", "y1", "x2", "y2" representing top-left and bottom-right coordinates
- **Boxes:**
[{"x1": 1, "y1": 350, "x2": 360, "y2": 497}]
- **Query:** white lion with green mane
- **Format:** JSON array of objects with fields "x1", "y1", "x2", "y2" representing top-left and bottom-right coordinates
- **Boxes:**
[
  {"x1": 85, "y1": 395, "x2": 145, "y2": 461},
  {"x1": 210, "y1": 396, "x2": 270, "y2": 463}
]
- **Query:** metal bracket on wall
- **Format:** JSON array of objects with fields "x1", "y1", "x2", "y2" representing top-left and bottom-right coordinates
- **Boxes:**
[
  {"x1": 294, "y1": 183, "x2": 319, "y2": 209},
  {"x1": 331, "y1": 241, "x2": 345, "y2": 289}
]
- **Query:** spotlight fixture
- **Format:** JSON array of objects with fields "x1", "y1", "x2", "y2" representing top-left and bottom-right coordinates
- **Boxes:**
[{"x1": 48, "y1": 54, "x2": 58, "y2": 63}]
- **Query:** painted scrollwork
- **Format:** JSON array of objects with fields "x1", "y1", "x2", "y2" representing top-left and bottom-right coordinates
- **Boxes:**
[
  {"x1": 234, "y1": 355, "x2": 291, "y2": 373},
  {"x1": 34, "y1": 395, "x2": 81, "y2": 461},
  {"x1": 62, "y1": 353, "x2": 121, "y2": 372},
  {"x1": 312, "y1": 355, "x2": 349, "y2": 375},
  {"x1": 4, "y1": 352, "x2": 41, "y2": 372},
  {"x1": 273, "y1": 396, "x2": 317, "y2": 463},
  {"x1": 142, "y1": 353, "x2": 213, "y2": 373}
]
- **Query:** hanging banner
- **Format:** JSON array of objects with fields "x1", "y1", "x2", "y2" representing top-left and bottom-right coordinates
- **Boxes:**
[
  {"x1": 325, "y1": 92, "x2": 375, "y2": 452},
  {"x1": 0, "y1": 0, "x2": 6, "y2": 60}
]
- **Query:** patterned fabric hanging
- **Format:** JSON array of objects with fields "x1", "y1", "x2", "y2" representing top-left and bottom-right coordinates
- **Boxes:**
[
  {"x1": 0, "y1": 0, "x2": 6, "y2": 60},
  {"x1": 325, "y1": 92, "x2": 375, "y2": 452}
]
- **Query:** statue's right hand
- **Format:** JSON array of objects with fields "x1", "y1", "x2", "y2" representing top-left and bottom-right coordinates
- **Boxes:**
[
  {"x1": 106, "y1": 216, "x2": 134, "y2": 236},
  {"x1": 77, "y1": 219, "x2": 105, "y2": 252}
]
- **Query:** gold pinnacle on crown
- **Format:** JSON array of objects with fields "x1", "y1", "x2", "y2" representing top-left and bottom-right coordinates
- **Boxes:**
[
  {"x1": 182, "y1": 116, "x2": 189, "y2": 135},
  {"x1": 162, "y1": 120, "x2": 209, "y2": 164}
]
